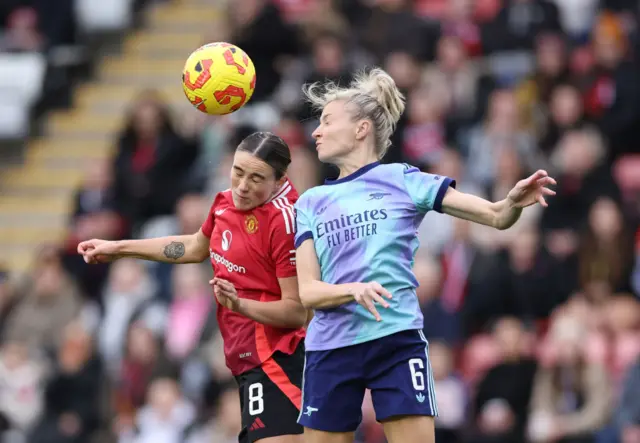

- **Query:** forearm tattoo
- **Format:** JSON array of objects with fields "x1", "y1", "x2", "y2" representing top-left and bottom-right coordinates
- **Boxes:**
[{"x1": 163, "y1": 241, "x2": 185, "y2": 260}]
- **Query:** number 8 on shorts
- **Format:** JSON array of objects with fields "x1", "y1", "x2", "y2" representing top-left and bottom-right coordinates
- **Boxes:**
[{"x1": 248, "y1": 382, "x2": 264, "y2": 416}]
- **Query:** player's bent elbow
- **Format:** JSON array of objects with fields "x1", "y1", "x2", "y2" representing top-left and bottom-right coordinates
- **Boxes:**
[
  {"x1": 191, "y1": 248, "x2": 210, "y2": 263},
  {"x1": 188, "y1": 231, "x2": 211, "y2": 263},
  {"x1": 298, "y1": 285, "x2": 319, "y2": 309},
  {"x1": 290, "y1": 306, "x2": 309, "y2": 328},
  {"x1": 298, "y1": 292, "x2": 314, "y2": 309}
]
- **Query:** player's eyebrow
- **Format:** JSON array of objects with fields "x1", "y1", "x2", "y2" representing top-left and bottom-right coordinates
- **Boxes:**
[
  {"x1": 321, "y1": 113, "x2": 331, "y2": 123},
  {"x1": 233, "y1": 165, "x2": 266, "y2": 180}
]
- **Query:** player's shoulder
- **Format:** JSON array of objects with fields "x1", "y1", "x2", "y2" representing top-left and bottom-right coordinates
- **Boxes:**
[
  {"x1": 262, "y1": 181, "x2": 298, "y2": 231},
  {"x1": 386, "y1": 162, "x2": 420, "y2": 174},
  {"x1": 206, "y1": 189, "x2": 232, "y2": 214},
  {"x1": 295, "y1": 184, "x2": 325, "y2": 214}
]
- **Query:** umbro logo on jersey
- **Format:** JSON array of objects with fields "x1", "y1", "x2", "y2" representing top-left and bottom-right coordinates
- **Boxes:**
[
  {"x1": 249, "y1": 417, "x2": 266, "y2": 431},
  {"x1": 215, "y1": 208, "x2": 227, "y2": 216},
  {"x1": 221, "y1": 230, "x2": 232, "y2": 251},
  {"x1": 416, "y1": 393, "x2": 426, "y2": 403},
  {"x1": 367, "y1": 192, "x2": 391, "y2": 201}
]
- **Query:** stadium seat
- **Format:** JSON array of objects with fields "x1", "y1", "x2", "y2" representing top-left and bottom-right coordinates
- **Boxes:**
[{"x1": 0, "y1": 53, "x2": 46, "y2": 138}]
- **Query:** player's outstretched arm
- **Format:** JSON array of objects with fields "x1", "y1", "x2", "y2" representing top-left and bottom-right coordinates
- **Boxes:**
[
  {"x1": 441, "y1": 170, "x2": 557, "y2": 230},
  {"x1": 78, "y1": 229, "x2": 211, "y2": 264},
  {"x1": 296, "y1": 239, "x2": 391, "y2": 320}
]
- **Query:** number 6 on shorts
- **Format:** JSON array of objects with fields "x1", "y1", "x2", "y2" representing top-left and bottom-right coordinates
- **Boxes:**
[
  {"x1": 408, "y1": 358, "x2": 425, "y2": 391},
  {"x1": 248, "y1": 382, "x2": 264, "y2": 415}
]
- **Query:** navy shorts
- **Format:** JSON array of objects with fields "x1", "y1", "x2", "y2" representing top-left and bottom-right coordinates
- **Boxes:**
[{"x1": 297, "y1": 329, "x2": 438, "y2": 432}]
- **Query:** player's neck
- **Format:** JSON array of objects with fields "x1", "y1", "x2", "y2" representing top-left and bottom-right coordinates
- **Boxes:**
[{"x1": 336, "y1": 152, "x2": 379, "y2": 179}]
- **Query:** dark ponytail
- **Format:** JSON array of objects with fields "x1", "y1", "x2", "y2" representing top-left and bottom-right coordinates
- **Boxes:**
[{"x1": 236, "y1": 132, "x2": 291, "y2": 179}]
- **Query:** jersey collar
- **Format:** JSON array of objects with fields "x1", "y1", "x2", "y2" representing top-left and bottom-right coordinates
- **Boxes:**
[{"x1": 324, "y1": 162, "x2": 380, "y2": 185}]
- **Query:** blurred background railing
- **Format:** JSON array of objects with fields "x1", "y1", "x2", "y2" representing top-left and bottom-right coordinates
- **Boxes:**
[{"x1": 0, "y1": 0, "x2": 639, "y2": 443}]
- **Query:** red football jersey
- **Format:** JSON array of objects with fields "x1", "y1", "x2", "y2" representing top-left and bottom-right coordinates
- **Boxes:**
[{"x1": 201, "y1": 180, "x2": 305, "y2": 375}]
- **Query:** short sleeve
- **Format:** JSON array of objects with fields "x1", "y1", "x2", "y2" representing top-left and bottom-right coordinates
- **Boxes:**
[
  {"x1": 403, "y1": 164, "x2": 456, "y2": 213},
  {"x1": 294, "y1": 204, "x2": 313, "y2": 249},
  {"x1": 270, "y1": 212, "x2": 297, "y2": 279},
  {"x1": 201, "y1": 203, "x2": 215, "y2": 237}
]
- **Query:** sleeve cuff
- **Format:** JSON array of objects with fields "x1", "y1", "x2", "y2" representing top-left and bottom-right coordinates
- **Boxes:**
[
  {"x1": 433, "y1": 177, "x2": 456, "y2": 213},
  {"x1": 276, "y1": 269, "x2": 299, "y2": 279},
  {"x1": 294, "y1": 231, "x2": 313, "y2": 248}
]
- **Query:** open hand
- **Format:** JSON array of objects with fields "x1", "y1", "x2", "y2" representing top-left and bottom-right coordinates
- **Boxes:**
[
  {"x1": 349, "y1": 282, "x2": 392, "y2": 322},
  {"x1": 211, "y1": 277, "x2": 241, "y2": 311},
  {"x1": 77, "y1": 239, "x2": 121, "y2": 264},
  {"x1": 507, "y1": 170, "x2": 557, "y2": 209}
]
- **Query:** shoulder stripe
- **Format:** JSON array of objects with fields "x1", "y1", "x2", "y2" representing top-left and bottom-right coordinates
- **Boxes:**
[
  {"x1": 272, "y1": 197, "x2": 294, "y2": 234},
  {"x1": 277, "y1": 196, "x2": 296, "y2": 233},
  {"x1": 268, "y1": 183, "x2": 292, "y2": 203}
]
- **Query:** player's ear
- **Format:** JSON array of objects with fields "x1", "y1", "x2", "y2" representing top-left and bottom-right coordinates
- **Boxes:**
[
  {"x1": 275, "y1": 175, "x2": 287, "y2": 189},
  {"x1": 355, "y1": 120, "x2": 371, "y2": 141}
]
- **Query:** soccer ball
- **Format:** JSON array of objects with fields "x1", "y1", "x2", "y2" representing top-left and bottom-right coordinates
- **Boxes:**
[{"x1": 182, "y1": 42, "x2": 256, "y2": 115}]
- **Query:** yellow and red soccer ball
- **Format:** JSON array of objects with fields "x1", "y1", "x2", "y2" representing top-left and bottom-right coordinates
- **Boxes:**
[{"x1": 182, "y1": 42, "x2": 256, "y2": 115}]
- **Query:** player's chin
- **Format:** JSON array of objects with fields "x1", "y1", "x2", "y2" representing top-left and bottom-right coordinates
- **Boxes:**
[
  {"x1": 317, "y1": 149, "x2": 338, "y2": 164},
  {"x1": 232, "y1": 194, "x2": 257, "y2": 211}
]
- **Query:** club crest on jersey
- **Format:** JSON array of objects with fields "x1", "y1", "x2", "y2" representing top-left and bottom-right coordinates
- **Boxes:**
[{"x1": 245, "y1": 214, "x2": 258, "y2": 234}]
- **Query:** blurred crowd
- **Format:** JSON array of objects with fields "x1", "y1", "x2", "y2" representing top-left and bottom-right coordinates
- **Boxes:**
[{"x1": 2, "y1": 0, "x2": 640, "y2": 442}]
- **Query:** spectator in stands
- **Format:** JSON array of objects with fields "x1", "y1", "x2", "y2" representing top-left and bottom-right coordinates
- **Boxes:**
[
  {"x1": 582, "y1": 12, "x2": 640, "y2": 160},
  {"x1": 63, "y1": 158, "x2": 126, "y2": 300},
  {"x1": 97, "y1": 259, "x2": 165, "y2": 379},
  {"x1": 417, "y1": 148, "x2": 485, "y2": 254},
  {"x1": 2, "y1": 247, "x2": 82, "y2": 355},
  {"x1": 400, "y1": 85, "x2": 448, "y2": 169},
  {"x1": 424, "y1": 35, "x2": 494, "y2": 143},
  {"x1": 0, "y1": 341, "x2": 45, "y2": 439},
  {"x1": 469, "y1": 317, "x2": 537, "y2": 443},
  {"x1": 538, "y1": 83, "x2": 586, "y2": 155},
  {"x1": 383, "y1": 50, "x2": 422, "y2": 96},
  {"x1": 30, "y1": 323, "x2": 101, "y2": 443},
  {"x1": 439, "y1": 217, "x2": 500, "y2": 338},
  {"x1": 601, "y1": 296, "x2": 640, "y2": 384},
  {"x1": 164, "y1": 264, "x2": 214, "y2": 363},
  {"x1": 355, "y1": 0, "x2": 438, "y2": 63},
  {"x1": 227, "y1": 0, "x2": 299, "y2": 104},
  {"x1": 113, "y1": 90, "x2": 199, "y2": 233},
  {"x1": 439, "y1": 0, "x2": 483, "y2": 57},
  {"x1": 543, "y1": 128, "x2": 620, "y2": 237},
  {"x1": 578, "y1": 197, "x2": 635, "y2": 295},
  {"x1": 113, "y1": 325, "x2": 176, "y2": 427},
  {"x1": 477, "y1": 224, "x2": 568, "y2": 324},
  {"x1": 0, "y1": 6, "x2": 43, "y2": 53},
  {"x1": 119, "y1": 377, "x2": 196, "y2": 443},
  {"x1": 414, "y1": 253, "x2": 462, "y2": 345},
  {"x1": 295, "y1": 30, "x2": 355, "y2": 143},
  {"x1": 464, "y1": 88, "x2": 539, "y2": 187},
  {"x1": 139, "y1": 192, "x2": 210, "y2": 303},
  {"x1": 430, "y1": 341, "x2": 466, "y2": 443},
  {"x1": 528, "y1": 314, "x2": 611, "y2": 443},
  {"x1": 470, "y1": 147, "x2": 542, "y2": 255},
  {"x1": 295, "y1": 0, "x2": 349, "y2": 45},
  {"x1": 516, "y1": 33, "x2": 572, "y2": 136},
  {"x1": 483, "y1": 0, "x2": 563, "y2": 53},
  {"x1": 185, "y1": 380, "x2": 241, "y2": 443}
]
